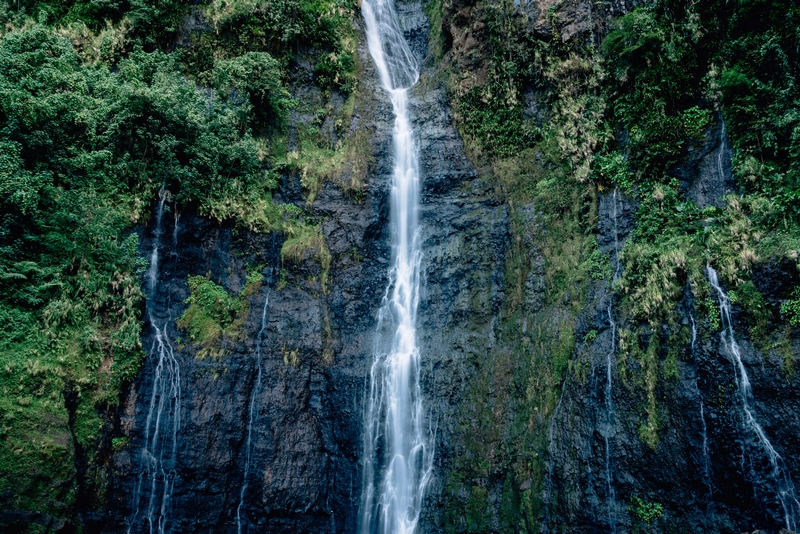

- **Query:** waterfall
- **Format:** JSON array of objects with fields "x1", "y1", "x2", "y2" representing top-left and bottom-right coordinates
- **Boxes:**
[
  {"x1": 611, "y1": 188, "x2": 621, "y2": 282},
  {"x1": 543, "y1": 387, "x2": 566, "y2": 533},
  {"x1": 146, "y1": 193, "x2": 166, "y2": 294},
  {"x1": 236, "y1": 285, "x2": 271, "y2": 533},
  {"x1": 359, "y1": 1, "x2": 433, "y2": 533},
  {"x1": 706, "y1": 265, "x2": 800, "y2": 530},
  {"x1": 716, "y1": 120, "x2": 728, "y2": 186},
  {"x1": 690, "y1": 313, "x2": 712, "y2": 501},
  {"x1": 128, "y1": 192, "x2": 182, "y2": 534},
  {"x1": 603, "y1": 305, "x2": 617, "y2": 533}
]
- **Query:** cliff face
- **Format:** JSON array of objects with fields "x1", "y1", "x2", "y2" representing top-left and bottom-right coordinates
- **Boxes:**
[
  {"x1": 98, "y1": 0, "x2": 505, "y2": 531},
  {"x1": 87, "y1": 1, "x2": 800, "y2": 534},
  {"x1": 99, "y1": 28, "x2": 389, "y2": 533}
]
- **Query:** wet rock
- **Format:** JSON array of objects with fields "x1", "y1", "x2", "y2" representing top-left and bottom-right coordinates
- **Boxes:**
[{"x1": 672, "y1": 115, "x2": 736, "y2": 209}]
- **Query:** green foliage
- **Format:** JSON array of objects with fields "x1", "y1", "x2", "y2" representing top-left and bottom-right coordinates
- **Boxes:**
[
  {"x1": 3, "y1": 0, "x2": 190, "y2": 48},
  {"x1": 583, "y1": 249, "x2": 613, "y2": 281},
  {"x1": 111, "y1": 436, "x2": 130, "y2": 452},
  {"x1": 681, "y1": 106, "x2": 713, "y2": 139},
  {"x1": 602, "y1": 5, "x2": 703, "y2": 182},
  {"x1": 314, "y1": 49, "x2": 356, "y2": 94},
  {"x1": 782, "y1": 288, "x2": 800, "y2": 327},
  {"x1": 605, "y1": 0, "x2": 800, "y2": 332},
  {"x1": 583, "y1": 330, "x2": 597, "y2": 343},
  {"x1": 593, "y1": 152, "x2": 633, "y2": 192},
  {"x1": 440, "y1": 0, "x2": 800, "y2": 527},
  {"x1": 458, "y1": 74, "x2": 538, "y2": 157},
  {"x1": 178, "y1": 268, "x2": 263, "y2": 359},
  {"x1": 703, "y1": 297, "x2": 721, "y2": 332},
  {"x1": 287, "y1": 124, "x2": 373, "y2": 205},
  {"x1": 213, "y1": 51, "x2": 295, "y2": 128},
  {"x1": 717, "y1": 0, "x2": 800, "y2": 225},
  {"x1": 629, "y1": 495, "x2": 663, "y2": 524},
  {"x1": 0, "y1": 19, "x2": 294, "y2": 522},
  {"x1": 184, "y1": 0, "x2": 358, "y2": 96}
]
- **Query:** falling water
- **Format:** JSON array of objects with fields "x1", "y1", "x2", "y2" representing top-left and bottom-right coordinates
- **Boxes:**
[
  {"x1": 602, "y1": 305, "x2": 617, "y2": 533},
  {"x1": 128, "y1": 194, "x2": 183, "y2": 534},
  {"x1": 236, "y1": 286, "x2": 271, "y2": 533},
  {"x1": 716, "y1": 120, "x2": 728, "y2": 186},
  {"x1": 611, "y1": 188, "x2": 621, "y2": 282},
  {"x1": 359, "y1": 1, "x2": 433, "y2": 533},
  {"x1": 707, "y1": 265, "x2": 800, "y2": 529},
  {"x1": 146, "y1": 192, "x2": 166, "y2": 294},
  {"x1": 543, "y1": 387, "x2": 566, "y2": 533},
  {"x1": 690, "y1": 313, "x2": 712, "y2": 500}
]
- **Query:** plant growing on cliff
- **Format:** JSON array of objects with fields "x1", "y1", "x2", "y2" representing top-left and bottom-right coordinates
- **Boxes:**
[
  {"x1": 629, "y1": 495, "x2": 663, "y2": 525},
  {"x1": 178, "y1": 267, "x2": 263, "y2": 359},
  {"x1": 280, "y1": 223, "x2": 331, "y2": 293},
  {"x1": 593, "y1": 151, "x2": 633, "y2": 193},
  {"x1": 782, "y1": 288, "x2": 800, "y2": 327},
  {"x1": 456, "y1": 71, "x2": 538, "y2": 157}
]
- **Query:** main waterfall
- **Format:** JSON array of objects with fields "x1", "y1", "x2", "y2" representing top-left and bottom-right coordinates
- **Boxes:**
[{"x1": 359, "y1": 1, "x2": 433, "y2": 533}]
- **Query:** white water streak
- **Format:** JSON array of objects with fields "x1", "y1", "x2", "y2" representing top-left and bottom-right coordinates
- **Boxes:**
[
  {"x1": 129, "y1": 195, "x2": 182, "y2": 534},
  {"x1": 146, "y1": 192, "x2": 166, "y2": 294},
  {"x1": 237, "y1": 288, "x2": 270, "y2": 533},
  {"x1": 604, "y1": 305, "x2": 617, "y2": 534},
  {"x1": 717, "y1": 120, "x2": 727, "y2": 186},
  {"x1": 360, "y1": 1, "x2": 433, "y2": 533},
  {"x1": 611, "y1": 188, "x2": 621, "y2": 282},
  {"x1": 690, "y1": 313, "x2": 712, "y2": 500},
  {"x1": 707, "y1": 265, "x2": 800, "y2": 530}
]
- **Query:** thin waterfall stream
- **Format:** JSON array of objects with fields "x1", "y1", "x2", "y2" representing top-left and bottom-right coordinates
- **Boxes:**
[
  {"x1": 716, "y1": 120, "x2": 728, "y2": 186},
  {"x1": 689, "y1": 313, "x2": 713, "y2": 501},
  {"x1": 611, "y1": 188, "x2": 621, "y2": 282},
  {"x1": 707, "y1": 265, "x2": 800, "y2": 529},
  {"x1": 603, "y1": 305, "x2": 617, "y2": 534},
  {"x1": 129, "y1": 192, "x2": 182, "y2": 534},
  {"x1": 359, "y1": 0, "x2": 433, "y2": 533},
  {"x1": 237, "y1": 285, "x2": 271, "y2": 533}
]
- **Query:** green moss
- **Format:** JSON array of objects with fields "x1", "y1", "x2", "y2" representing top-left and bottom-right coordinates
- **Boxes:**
[
  {"x1": 465, "y1": 485, "x2": 490, "y2": 532},
  {"x1": 177, "y1": 267, "x2": 263, "y2": 360},
  {"x1": 280, "y1": 223, "x2": 332, "y2": 293},
  {"x1": 288, "y1": 125, "x2": 373, "y2": 205},
  {"x1": 769, "y1": 332, "x2": 797, "y2": 379}
]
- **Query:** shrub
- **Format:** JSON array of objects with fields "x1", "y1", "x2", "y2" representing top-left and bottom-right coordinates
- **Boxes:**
[{"x1": 629, "y1": 495, "x2": 663, "y2": 524}]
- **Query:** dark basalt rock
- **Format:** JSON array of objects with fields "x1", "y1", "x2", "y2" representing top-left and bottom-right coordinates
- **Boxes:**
[
  {"x1": 672, "y1": 115, "x2": 736, "y2": 209},
  {"x1": 96, "y1": 0, "x2": 502, "y2": 530}
]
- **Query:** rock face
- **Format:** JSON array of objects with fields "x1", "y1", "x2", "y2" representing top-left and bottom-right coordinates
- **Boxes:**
[
  {"x1": 673, "y1": 115, "x2": 736, "y2": 209},
  {"x1": 545, "y1": 289, "x2": 800, "y2": 532},
  {"x1": 96, "y1": 0, "x2": 507, "y2": 531},
  {"x1": 97, "y1": 17, "x2": 396, "y2": 532},
  {"x1": 93, "y1": 1, "x2": 800, "y2": 534}
]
